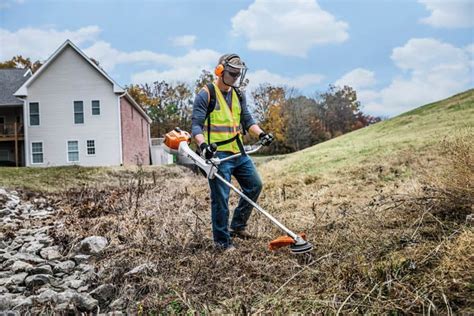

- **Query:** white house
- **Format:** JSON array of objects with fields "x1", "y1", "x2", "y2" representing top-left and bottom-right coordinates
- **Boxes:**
[{"x1": 7, "y1": 40, "x2": 152, "y2": 167}]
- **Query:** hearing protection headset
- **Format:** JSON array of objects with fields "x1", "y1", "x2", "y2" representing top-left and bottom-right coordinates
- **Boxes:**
[{"x1": 214, "y1": 54, "x2": 240, "y2": 77}]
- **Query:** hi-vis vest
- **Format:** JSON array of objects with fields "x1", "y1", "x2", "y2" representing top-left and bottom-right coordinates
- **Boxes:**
[{"x1": 203, "y1": 83, "x2": 243, "y2": 153}]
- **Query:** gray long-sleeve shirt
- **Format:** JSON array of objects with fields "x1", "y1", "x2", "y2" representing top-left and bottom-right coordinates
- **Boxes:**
[{"x1": 191, "y1": 88, "x2": 256, "y2": 137}]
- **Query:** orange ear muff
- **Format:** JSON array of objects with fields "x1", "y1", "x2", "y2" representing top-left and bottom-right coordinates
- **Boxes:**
[{"x1": 215, "y1": 64, "x2": 224, "y2": 77}]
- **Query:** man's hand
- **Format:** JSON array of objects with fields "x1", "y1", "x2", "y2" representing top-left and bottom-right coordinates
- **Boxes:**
[
  {"x1": 200, "y1": 142, "x2": 217, "y2": 159},
  {"x1": 259, "y1": 132, "x2": 274, "y2": 146}
]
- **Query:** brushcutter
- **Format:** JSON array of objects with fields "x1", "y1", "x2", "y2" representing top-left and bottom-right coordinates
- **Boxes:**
[{"x1": 164, "y1": 128, "x2": 313, "y2": 254}]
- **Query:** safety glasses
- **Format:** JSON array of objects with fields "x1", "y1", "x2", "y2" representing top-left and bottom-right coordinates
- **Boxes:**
[{"x1": 227, "y1": 71, "x2": 241, "y2": 78}]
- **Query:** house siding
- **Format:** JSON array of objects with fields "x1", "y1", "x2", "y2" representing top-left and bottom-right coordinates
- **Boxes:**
[
  {"x1": 25, "y1": 46, "x2": 121, "y2": 166},
  {"x1": 120, "y1": 97, "x2": 150, "y2": 165}
]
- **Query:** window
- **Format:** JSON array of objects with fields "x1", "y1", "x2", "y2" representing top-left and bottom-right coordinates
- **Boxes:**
[
  {"x1": 29, "y1": 102, "x2": 40, "y2": 126},
  {"x1": 131, "y1": 106, "x2": 134, "y2": 120},
  {"x1": 74, "y1": 101, "x2": 84, "y2": 124},
  {"x1": 141, "y1": 119, "x2": 144, "y2": 137},
  {"x1": 68, "y1": 141, "x2": 79, "y2": 162},
  {"x1": 0, "y1": 150, "x2": 9, "y2": 161},
  {"x1": 86, "y1": 140, "x2": 95, "y2": 155},
  {"x1": 92, "y1": 100, "x2": 100, "y2": 115},
  {"x1": 0, "y1": 117, "x2": 5, "y2": 124},
  {"x1": 31, "y1": 142, "x2": 43, "y2": 164}
]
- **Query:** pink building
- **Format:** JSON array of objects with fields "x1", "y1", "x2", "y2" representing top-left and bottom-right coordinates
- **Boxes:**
[{"x1": 120, "y1": 95, "x2": 151, "y2": 165}]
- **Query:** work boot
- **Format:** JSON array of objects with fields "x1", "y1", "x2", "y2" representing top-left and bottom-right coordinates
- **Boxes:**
[{"x1": 229, "y1": 228, "x2": 253, "y2": 239}]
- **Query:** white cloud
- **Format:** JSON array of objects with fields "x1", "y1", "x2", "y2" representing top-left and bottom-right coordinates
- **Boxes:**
[
  {"x1": 231, "y1": 0, "x2": 349, "y2": 57},
  {"x1": 83, "y1": 41, "x2": 173, "y2": 71},
  {"x1": 131, "y1": 67, "x2": 205, "y2": 85},
  {"x1": 356, "y1": 38, "x2": 473, "y2": 117},
  {"x1": 247, "y1": 69, "x2": 324, "y2": 92},
  {"x1": 334, "y1": 68, "x2": 376, "y2": 90},
  {"x1": 84, "y1": 41, "x2": 221, "y2": 73},
  {"x1": 0, "y1": 26, "x2": 100, "y2": 60},
  {"x1": 418, "y1": 0, "x2": 474, "y2": 28},
  {"x1": 171, "y1": 35, "x2": 196, "y2": 47}
]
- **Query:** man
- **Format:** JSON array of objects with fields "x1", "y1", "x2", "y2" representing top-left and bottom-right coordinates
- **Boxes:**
[{"x1": 191, "y1": 54, "x2": 274, "y2": 251}]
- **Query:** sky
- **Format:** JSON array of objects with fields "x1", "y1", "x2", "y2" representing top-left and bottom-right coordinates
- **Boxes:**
[{"x1": 0, "y1": 0, "x2": 473, "y2": 117}]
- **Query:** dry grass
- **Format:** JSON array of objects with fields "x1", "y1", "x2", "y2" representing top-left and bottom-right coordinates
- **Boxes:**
[
  {"x1": 4, "y1": 90, "x2": 472, "y2": 314},
  {"x1": 39, "y1": 130, "x2": 473, "y2": 314}
]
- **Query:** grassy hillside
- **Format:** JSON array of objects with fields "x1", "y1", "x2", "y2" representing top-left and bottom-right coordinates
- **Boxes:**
[
  {"x1": 1, "y1": 89, "x2": 473, "y2": 314},
  {"x1": 260, "y1": 88, "x2": 473, "y2": 180}
]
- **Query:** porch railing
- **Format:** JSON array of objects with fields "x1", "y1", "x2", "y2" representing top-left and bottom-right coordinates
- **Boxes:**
[{"x1": 0, "y1": 123, "x2": 24, "y2": 138}]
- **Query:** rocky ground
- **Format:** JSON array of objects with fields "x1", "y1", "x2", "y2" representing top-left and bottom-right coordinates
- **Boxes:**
[{"x1": 0, "y1": 188, "x2": 121, "y2": 315}]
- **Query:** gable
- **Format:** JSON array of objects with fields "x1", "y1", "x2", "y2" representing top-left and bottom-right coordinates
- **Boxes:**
[{"x1": 14, "y1": 40, "x2": 124, "y2": 96}]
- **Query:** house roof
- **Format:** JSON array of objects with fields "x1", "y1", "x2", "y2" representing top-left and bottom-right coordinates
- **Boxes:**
[
  {"x1": 12, "y1": 40, "x2": 151, "y2": 123},
  {"x1": 0, "y1": 68, "x2": 31, "y2": 106},
  {"x1": 14, "y1": 39, "x2": 125, "y2": 96}
]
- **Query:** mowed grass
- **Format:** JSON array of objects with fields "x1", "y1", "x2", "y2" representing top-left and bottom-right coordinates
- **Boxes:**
[
  {"x1": 0, "y1": 164, "x2": 174, "y2": 192},
  {"x1": 259, "y1": 89, "x2": 474, "y2": 180}
]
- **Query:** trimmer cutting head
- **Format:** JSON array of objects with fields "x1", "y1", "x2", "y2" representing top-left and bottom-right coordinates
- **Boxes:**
[
  {"x1": 269, "y1": 233, "x2": 313, "y2": 254},
  {"x1": 290, "y1": 240, "x2": 314, "y2": 254}
]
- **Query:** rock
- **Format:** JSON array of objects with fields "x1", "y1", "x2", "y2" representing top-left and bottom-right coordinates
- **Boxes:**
[
  {"x1": 109, "y1": 298, "x2": 126, "y2": 310},
  {"x1": 90, "y1": 284, "x2": 116, "y2": 305},
  {"x1": 0, "y1": 293, "x2": 17, "y2": 310},
  {"x1": 65, "y1": 279, "x2": 84, "y2": 289},
  {"x1": 20, "y1": 240, "x2": 46, "y2": 254},
  {"x1": 0, "y1": 208, "x2": 11, "y2": 216},
  {"x1": 0, "y1": 286, "x2": 8, "y2": 294},
  {"x1": 40, "y1": 246, "x2": 62, "y2": 260},
  {"x1": 124, "y1": 263, "x2": 154, "y2": 277},
  {"x1": 466, "y1": 214, "x2": 473, "y2": 225},
  {"x1": 5, "y1": 200, "x2": 18, "y2": 210},
  {"x1": 75, "y1": 293, "x2": 99, "y2": 312},
  {"x1": 36, "y1": 289, "x2": 59, "y2": 304},
  {"x1": 10, "y1": 261, "x2": 33, "y2": 273},
  {"x1": 6, "y1": 241, "x2": 22, "y2": 252},
  {"x1": 24, "y1": 274, "x2": 53, "y2": 289},
  {"x1": 0, "y1": 271, "x2": 13, "y2": 279},
  {"x1": 11, "y1": 296, "x2": 32, "y2": 308},
  {"x1": 77, "y1": 263, "x2": 95, "y2": 273},
  {"x1": 73, "y1": 254, "x2": 91, "y2": 264},
  {"x1": 35, "y1": 235, "x2": 54, "y2": 246},
  {"x1": 29, "y1": 264, "x2": 53, "y2": 275},
  {"x1": 56, "y1": 289, "x2": 77, "y2": 305},
  {"x1": 53, "y1": 260, "x2": 75, "y2": 274},
  {"x1": 0, "y1": 311, "x2": 20, "y2": 316},
  {"x1": 77, "y1": 285, "x2": 89, "y2": 292},
  {"x1": 30, "y1": 210, "x2": 53, "y2": 218},
  {"x1": 11, "y1": 253, "x2": 46, "y2": 264},
  {"x1": 78, "y1": 236, "x2": 108, "y2": 255},
  {"x1": 9, "y1": 272, "x2": 28, "y2": 285},
  {"x1": 7, "y1": 285, "x2": 26, "y2": 293}
]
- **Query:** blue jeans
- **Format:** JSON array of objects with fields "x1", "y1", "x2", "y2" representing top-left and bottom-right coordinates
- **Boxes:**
[{"x1": 208, "y1": 152, "x2": 263, "y2": 249}]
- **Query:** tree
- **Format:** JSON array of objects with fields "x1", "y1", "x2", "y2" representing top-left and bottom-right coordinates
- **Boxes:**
[
  {"x1": 127, "y1": 81, "x2": 193, "y2": 138},
  {"x1": 194, "y1": 70, "x2": 214, "y2": 94},
  {"x1": 284, "y1": 95, "x2": 327, "y2": 151},
  {"x1": 0, "y1": 56, "x2": 42, "y2": 73},
  {"x1": 318, "y1": 85, "x2": 361, "y2": 137}
]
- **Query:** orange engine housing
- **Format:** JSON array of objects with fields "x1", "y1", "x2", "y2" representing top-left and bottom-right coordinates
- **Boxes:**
[{"x1": 164, "y1": 128, "x2": 191, "y2": 150}]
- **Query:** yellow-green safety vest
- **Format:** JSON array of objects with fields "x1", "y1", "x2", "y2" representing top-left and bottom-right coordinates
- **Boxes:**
[{"x1": 203, "y1": 83, "x2": 243, "y2": 153}]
